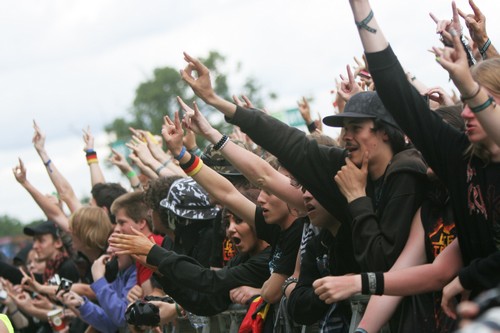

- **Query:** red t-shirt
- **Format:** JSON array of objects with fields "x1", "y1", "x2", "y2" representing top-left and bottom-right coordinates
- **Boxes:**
[{"x1": 136, "y1": 233, "x2": 164, "y2": 285}]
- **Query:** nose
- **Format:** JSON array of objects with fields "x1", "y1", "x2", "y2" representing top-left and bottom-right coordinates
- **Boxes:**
[
  {"x1": 461, "y1": 105, "x2": 474, "y2": 120},
  {"x1": 342, "y1": 129, "x2": 352, "y2": 143},
  {"x1": 302, "y1": 189, "x2": 312, "y2": 202},
  {"x1": 257, "y1": 190, "x2": 266, "y2": 205},
  {"x1": 227, "y1": 220, "x2": 237, "y2": 235}
]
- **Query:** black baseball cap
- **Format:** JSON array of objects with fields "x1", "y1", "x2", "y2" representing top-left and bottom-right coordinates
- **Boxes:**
[
  {"x1": 323, "y1": 91, "x2": 400, "y2": 129},
  {"x1": 24, "y1": 221, "x2": 59, "y2": 237}
]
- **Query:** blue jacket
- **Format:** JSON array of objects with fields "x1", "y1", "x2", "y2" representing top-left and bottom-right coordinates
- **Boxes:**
[{"x1": 79, "y1": 264, "x2": 136, "y2": 333}]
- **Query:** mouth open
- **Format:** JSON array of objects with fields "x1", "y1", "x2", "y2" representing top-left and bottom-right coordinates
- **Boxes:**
[{"x1": 232, "y1": 237, "x2": 241, "y2": 245}]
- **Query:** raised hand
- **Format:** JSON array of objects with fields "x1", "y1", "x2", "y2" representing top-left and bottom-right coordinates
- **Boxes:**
[
  {"x1": 82, "y1": 126, "x2": 95, "y2": 152},
  {"x1": 178, "y1": 96, "x2": 215, "y2": 139},
  {"x1": 297, "y1": 97, "x2": 312, "y2": 124},
  {"x1": 32, "y1": 120, "x2": 46, "y2": 152},
  {"x1": 180, "y1": 52, "x2": 215, "y2": 104},
  {"x1": 13, "y1": 158, "x2": 27, "y2": 185},
  {"x1": 458, "y1": 0, "x2": 487, "y2": 48},
  {"x1": 109, "y1": 148, "x2": 131, "y2": 171},
  {"x1": 126, "y1": 136, "x2": 156, "y2": 167},
  {"x1": 161, "y1": 112, "x2": 186, "y2": 156},
  {"x1": 432, "y1": 26, "x2": 474, "y2": 95},
  {"x1": 426, "y1": 87, "x2": 455, "y2": 107},
  {"x1": 338, "y1": 65, "x2": 363, "y2": 102},
  {"x1": 232, "y1": 95, "x2": 255, "y2": 109}
]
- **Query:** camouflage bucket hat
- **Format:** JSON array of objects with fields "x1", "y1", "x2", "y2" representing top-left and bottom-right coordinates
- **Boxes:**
[
  {"x1": 159, "y1": 177, "x2": 219, "y2": 220},
  {"x1": 201, "y1": 140, "x2": 248, "y2": 176}
]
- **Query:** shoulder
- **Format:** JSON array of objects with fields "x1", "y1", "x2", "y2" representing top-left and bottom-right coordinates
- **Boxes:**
[{"x1": 387, "y1": 148, "x2": 428, "y2": 177}]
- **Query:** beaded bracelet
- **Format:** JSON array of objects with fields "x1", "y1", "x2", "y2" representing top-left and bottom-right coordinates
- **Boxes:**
[{"x1": 213, "y1": 135, "x2": 229, "y2": 151}]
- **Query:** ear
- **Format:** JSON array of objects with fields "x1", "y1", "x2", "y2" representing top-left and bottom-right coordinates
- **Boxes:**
[
  {"x1": 53, "y1": 237, "x2": 64, "y2": 251},
  {"x1": 136, "y1": 219, "x2": 148, "y2": 231},
  {"x1": 381, "y1": 130, "x2": 389, "y2": 142}
]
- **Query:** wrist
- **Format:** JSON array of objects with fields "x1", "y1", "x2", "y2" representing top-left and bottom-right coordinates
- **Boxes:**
[
  {"x1": 207, "y1": 130, "x2": 223, "y2": 144},
  {"x1": 347, "y1": 192, "x2": 366, "y2": 203}
]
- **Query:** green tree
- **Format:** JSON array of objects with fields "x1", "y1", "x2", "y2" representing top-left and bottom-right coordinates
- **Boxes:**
[
  {"x1": 0, "y1": 215, "x2": 29, "y2": 236},
  {"x1": 105, "y1": 51, "x2": 275, "y2": 145}
]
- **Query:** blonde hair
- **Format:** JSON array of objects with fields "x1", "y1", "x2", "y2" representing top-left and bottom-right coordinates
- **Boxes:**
[
  {"x1": 69, "y1": 206, "x2": 113, "y2": 252},
  {"x1": 463, "y1": 58, "x2": 500, "y2": 163}
]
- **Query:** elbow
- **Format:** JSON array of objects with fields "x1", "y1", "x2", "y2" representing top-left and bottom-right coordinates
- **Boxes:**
[{"x1": 261, "y1": 288, "x2": 282, "y2": 305}]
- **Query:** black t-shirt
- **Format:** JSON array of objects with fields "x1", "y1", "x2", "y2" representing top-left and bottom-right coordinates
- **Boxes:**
[
  {"x1": 254, "y1": 207, "x2": 304, "y2": 276},
  {"x1": 56, "y1": 258, "x2": 80, "y2": 283}
]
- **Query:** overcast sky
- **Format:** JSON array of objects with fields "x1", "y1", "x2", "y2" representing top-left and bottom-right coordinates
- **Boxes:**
[{"x1": 1, "y1": 0, "x2": 499, "y2": 223}]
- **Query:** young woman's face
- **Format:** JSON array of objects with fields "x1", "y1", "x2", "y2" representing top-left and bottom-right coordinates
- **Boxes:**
[
  {"x1": 27, "y1": 250, "x2": 46, "y2": 275},
  {"x1": 226, "y1": 214, "x2": 258, "y2": 255},
  {"x1": 462, "y1": 91, "x2": 500, "y2": 145}
]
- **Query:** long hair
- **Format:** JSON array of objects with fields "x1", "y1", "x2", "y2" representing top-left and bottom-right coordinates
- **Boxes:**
[{"x1": 464, "y1": 58, "x2": 500, "y2": 163}]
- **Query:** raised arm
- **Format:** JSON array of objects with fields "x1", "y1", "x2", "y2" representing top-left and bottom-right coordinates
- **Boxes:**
[
  {"x1": 82, "y1": 126, "x2": 106, "y2": 187},
  {"x1": 13, "y1": 159, "x2": 70, "y2": 231},
  {"x1": 348, "y1": 0, "x2": 387, "y2": 53},
  {"x1": 179, "y1": 96, "x2": 305, "y2": 212},
  {"x1": 433, "y1": 11, "x2": 500, "y2": 147},
  {"x1": 109, "y1": 149, "x2": 143, "y2": 192},
  {"x1": 162, "y1": 111, "x2": 256, "y2": 226},
  {"x1": 458, "y1": 0, "x2": 498, "y2": 60},
  {"x1": 32, "y1": 121, "x2": 82, "y2": 213},
  {"x1": 180, "y1": 52, "x2": 237, "y2": 117}
]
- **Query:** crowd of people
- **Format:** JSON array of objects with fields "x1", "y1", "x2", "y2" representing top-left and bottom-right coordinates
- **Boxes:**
[{"x1": 1, "y1": 0, "x2": 500, "y2": 332}]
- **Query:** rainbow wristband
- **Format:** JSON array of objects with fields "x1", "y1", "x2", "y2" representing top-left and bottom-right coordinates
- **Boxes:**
[{"x1": 86, "y1": 151, "x2": 98, "y2": 165}]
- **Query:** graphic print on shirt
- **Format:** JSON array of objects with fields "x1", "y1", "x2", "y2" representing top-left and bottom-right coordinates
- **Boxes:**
[
  {"x1": 466, "y1": 163, "x2": 488, "y2": 219},
  {"x1": 269, "y1": 246, "x2": 282, "y2": 274},
  {"x1": 427, "y1": 218, "x2": 456, "y2": 258}
]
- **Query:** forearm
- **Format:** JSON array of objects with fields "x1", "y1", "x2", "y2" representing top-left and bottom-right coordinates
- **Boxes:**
[
  {"x1": 205, "y1": 95, "x2": 238, "y2": 118},
  {"x1": 349, "y1": 0, "x2": 388, "y2": 53},
  {"x1": 88, "y1": 163, "x2": 106, "y2": 187},
  {"x1": 358, "y1": 295, "x2": 402, "y2": 332},
  {"x1": 5, "y1": 304, "x2": 29, "y2": 329},
  {"x1": 37, "y1": 154, "x2": 81, "y2": 213},
  {"x1": 22, "y1": 181, "x2": 70, "y2": 232},
  {"x1": 260, "y1": 273, "x2": 286, "y2": 304}
]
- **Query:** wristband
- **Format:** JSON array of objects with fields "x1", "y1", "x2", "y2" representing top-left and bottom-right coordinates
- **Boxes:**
[
  {"x1": 307, "y1": 121, "x2": 317, "y2": 134},
  {"x1": 479, "y1": 38, "x2": 491, "y2": 59},
  {"x1": 9, "y1": 308, "x2": 19, "y2": 316},
  {"x1": 213, "y1": 135, "x2": 229, "y2": 151},
  {"x1": 174, "y1": 146, "x2": 187, "y2": 161},
  {"x1": 86, "y1": 151, "x2": 98, "y2": 165},
  {"x1": 188, "y1": 146, "x2": 203, "y2": 157},
  {"x1": 355, "y1": 329, "x2": 368, "y2": 333},
  {"x1": 175, "y1": 303, "x2": 186, "y2": 319},
  {"x1": 470, "y1": 96, "x2": 496, "y2": 114},
  {"x1": 155, "y1": 165, "x2": 165, "y2": 175},
  {"x1": 460, "y1": 84, "x2": 481, "y2": 102},
  {"x1": 355, "y1": 10, "x2": 377, "y2": 33},
  {"x1": 281, "y1": 277, "x2": 298, "y2": 296},
  {"x1": 162, "y1": 159, "x2": 172, "y2": 167},
  {"x1": 126, "y1": 170, "x2": 137, "y2": 179}
]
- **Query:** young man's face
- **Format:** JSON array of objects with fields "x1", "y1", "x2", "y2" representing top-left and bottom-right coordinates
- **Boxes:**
[
  {"x1": 257, "y1": 190, "x2": 290, "y2": 226},
  {"x1": 342, "y1": 119, "x2": 387, "y2": 167},
  {"x1": 32, "y1": 234, "x2": 62, "y2": 261},
  {"x1": 302, "y1": 188, "x2": 333, "y2": 229},
  {"x1": 113, "y1": 208, "x2": 140, "y2": 235}
]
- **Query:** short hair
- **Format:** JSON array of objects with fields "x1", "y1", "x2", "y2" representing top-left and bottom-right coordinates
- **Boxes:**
[
  {"x1": 372, "y1": 118, "x2": 408, "y2": 155},
  {"x1": 91, "y1": 183, "x2": 128, "y2": 210},
  {"x1": 144, "y1": 176, "x2": 184, "y2": 228},
  {"x1": 110, "y1": 191, "x2": 153, "y2": 231},
  {"x1": 69, "y1": 206, "x2": 113, "y2": 252}
]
